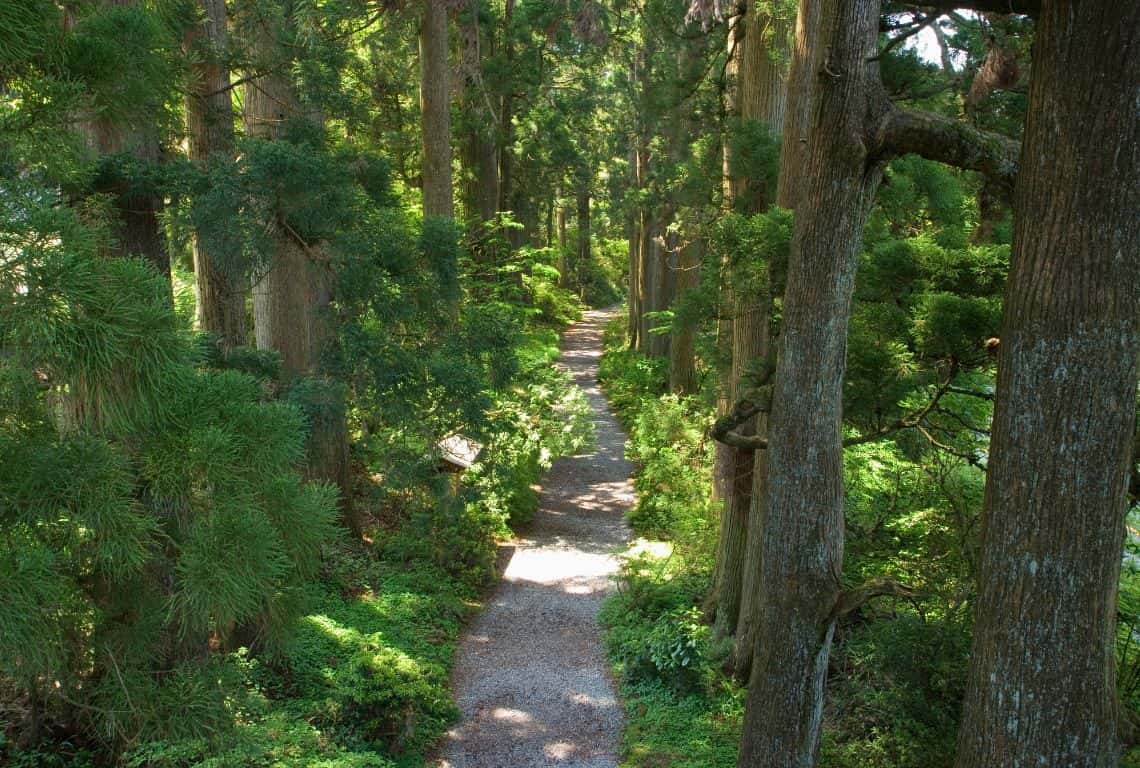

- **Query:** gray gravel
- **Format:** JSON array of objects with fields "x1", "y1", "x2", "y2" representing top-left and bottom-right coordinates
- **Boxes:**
[{"x1": 436, "y1": 308, "x2": 634, "y2": 768}]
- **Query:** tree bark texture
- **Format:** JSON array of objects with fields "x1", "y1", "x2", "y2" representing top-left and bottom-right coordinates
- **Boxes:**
[
  {"x1": 241, "y1": 12, "x2": 355, "y2": 531},
  {"x1": 81, "y1": 2, "x2": 169, "y2": 284},
  {"x1": 185, "y1": 0, "x2": 246, "y2": 350},
  {"x1": 774, "y1": 0, "x2": 820, "y2": 210},
  {"x1": 737, "y1": 1, "x2": 884, "y2": 763},
  {"x1": 460, "y1": 0, "x2": 497, "y2": 226},
  {"x1": 713, "y1": 4, "x2": 788, "y2": 654},
  {"x1": 954, "y1": 2, "x2": 1140, "y2": 766},
  {"x1": 420, "y1": 0, "x2": 454, "y2": 218},
  {"x1": 668, "y1": 239, "x2": 701, "y2": 394}
]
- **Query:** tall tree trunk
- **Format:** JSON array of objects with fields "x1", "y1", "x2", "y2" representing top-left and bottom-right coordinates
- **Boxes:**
[
  {"x1": 81, "y1": 0, "x2": 170, "y2": 286},
  {"x1": 668, "y1": 238, "x2": 701, "y2": 394},
  {"x1": 420, "y1": 0, "x2": 453, "y2": 218},
  {"x1": 185, "y1": 0, "x2": 246, "y2": 350},
  {"x1": 955, "y1": 2, "x2": 1140, "y2": 765},
  {"x1": 737, "y1": 2, "x2": 883, "y2": 762},
  {"x1": 711, "y1": 8, "x2": 744, "y2": 514},
  {"x1": 711, "y1": 4, "x2": 789, "y2": 654},
  {"x1": 242, "y1": 12, "x2": 357, "y2": 534},
  {"x1": 575, "y1": 181, "x2": 591, "y2": 298},
  {"x1": 498, "y1": 0, "x2": 516, "y2": 233},
  {"x1": 735, "y1": 0, "x2": 1021, "y2": 758},
  {"x1": 459, "y1": 0, "x2": 497, "y2": 226},
  {"x1": 774, "y1": 0, "x2": 820, "y2": 210}
]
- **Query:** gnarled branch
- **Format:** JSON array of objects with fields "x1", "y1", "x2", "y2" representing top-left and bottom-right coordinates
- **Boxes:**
[
  {"x1": 832, "y1": 577, "x2": 920, "y2": 619},
  {"x1": 875, "y1": 106, "x2": 1020, "y2": 193}
]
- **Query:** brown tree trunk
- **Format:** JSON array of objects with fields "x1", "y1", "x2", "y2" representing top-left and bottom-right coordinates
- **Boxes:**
[
  {"x1": 954, "y1": 2, "x2": 1140, "y2": 766},
  {"x1": 737, "y1": 2, "x2": 883, "y2": 762},
  {"x1": 711, "y1": 10, "x2": 744, "y2": 512},
  {"x1": 420, "y1": 0, "x2": 453, "y2": 218},
  {"x1": 243, "y1": 33, "x2": 321, "y2": 378},
  {"x1": 711, "y1": 4, "x2": 788, "y2": 652},
  {"x1": 185, "y1": 0, "x2": 246, "y2": 350},
  {"x1": 668, "y1": 239, "x2": 701, "y2": 394},
  {"x1": 459, "y1": 0, "x2": 497, "y2": 226},
  {"x1": 80, "y1": 1, "x2": 169, "y2": 286},
  {"x1": 575, "y1": 182, "x2": 591, "y2": 298},
  {"x1": 774, "y1": 0, "x2": 820, "y2": 210},
  {"x1": 735, "y1": 0, "x2": 1021, "y2": 759},
  {"x1": 242, "y1": 14, "x2": 356, "y2": 534}
]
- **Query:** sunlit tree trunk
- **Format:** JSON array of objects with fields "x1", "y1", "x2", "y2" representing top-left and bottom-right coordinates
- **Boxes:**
[
  {"x1": 955, "y1": 2, "x2": 1139, "y2": 765},
  {"x1": 185, "y1": 0, "x2": 246, "y2": 350},
  {"x1": 735, "y1": 0, "x2": 1020, "y2": 759}
]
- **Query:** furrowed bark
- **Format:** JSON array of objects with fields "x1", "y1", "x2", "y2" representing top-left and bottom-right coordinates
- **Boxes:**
[
  {"x1": 954, "y1": 1, "x2": 1140, "y2": 765},
  {"x1": 730, "y1": 1, "x2": 795, "y2": 680},
  {"x1": 737, "y1": 0, "x2": 883, "y2": 762}
]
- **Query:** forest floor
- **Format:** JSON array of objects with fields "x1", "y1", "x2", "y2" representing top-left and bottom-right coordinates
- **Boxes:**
[{"x1": 436, "y1": 308, "x2": 635, "y2": 768}]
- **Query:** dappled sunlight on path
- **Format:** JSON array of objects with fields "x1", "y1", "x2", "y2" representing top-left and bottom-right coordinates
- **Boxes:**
[{"x1": 437, "y1": 309, "x2": 633, "y2": 768}]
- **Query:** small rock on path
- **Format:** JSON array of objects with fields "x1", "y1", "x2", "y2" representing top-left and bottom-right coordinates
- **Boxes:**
[{"x1": 437, "y1": 308, "x2": 634, "y2": 768}]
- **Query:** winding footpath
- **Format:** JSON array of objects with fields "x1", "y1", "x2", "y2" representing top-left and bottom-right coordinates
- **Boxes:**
[{"x1": 438, "y1": 308, "x2": 634, "y2": 768}]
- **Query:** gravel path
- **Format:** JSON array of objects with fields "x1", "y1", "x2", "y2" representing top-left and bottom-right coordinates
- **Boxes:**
[{"x1": 437, "y1": 308, "x2": 634, "y2": 768}]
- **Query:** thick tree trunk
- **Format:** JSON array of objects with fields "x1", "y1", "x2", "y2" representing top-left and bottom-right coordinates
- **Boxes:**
[
  {"x1": 185, "y1": 0, "x2": 246, "y2": 350},
  {"x1": 954, "y1": 2, "x2": 1140, "y2": 766},
  {"x1": 420, "y1": 0, "x2": 453, "y2": 218},
  {"x1": 737, "y1": 1, "x2": 883, "y2": 763},
  {"x1": 80, "y1": 2, "x2": 169, "y2": 285},
  {"x1": 242, "y1": 17, "x2": 356, "y2": 533},
  {"x1": 243, "y1": 35, "x2": 320, "y2": 378},
  {"x1": 735, "y1": 0, "x2": 1023, "y2": 758},
  {"x1": 459, "y1": 0, "x2": 497, "y2": 227},
  {"x1": 711, "y1": 10, "x2": 744, "y2": 510}
]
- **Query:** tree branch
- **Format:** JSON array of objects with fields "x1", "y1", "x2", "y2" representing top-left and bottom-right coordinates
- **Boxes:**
[
  {"x1": 711, "y1": 370, "x2": 957, "y2": 452},
  {"x1": 908, "y1": 0, "x2": 1038, "y2": 15},
  {"x1": 832, "y1": 577, "x2": 920, "y2": 619},
  {"x1": 870, "y1": 14, "x2": 935, "y2": 62},
  {"x1": 875, "y1": 106, "x2": 1020, "y2": 192}
]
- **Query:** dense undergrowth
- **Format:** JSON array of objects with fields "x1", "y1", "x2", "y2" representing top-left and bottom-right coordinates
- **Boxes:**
[
  {"x1": 597, "y1": 315, "x2": 1140, "y2": 767},
  {"x1": 0, "y1": 177, "x2": 596, "y2": 766}
]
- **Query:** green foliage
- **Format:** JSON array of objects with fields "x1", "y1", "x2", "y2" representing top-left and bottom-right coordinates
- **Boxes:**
[
  {"x1": 601, "y1": 552, "x2": 740, "y2": 768},
  {"x1": 0, "y1": 188, "x2": 339, "y2": 754}
]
